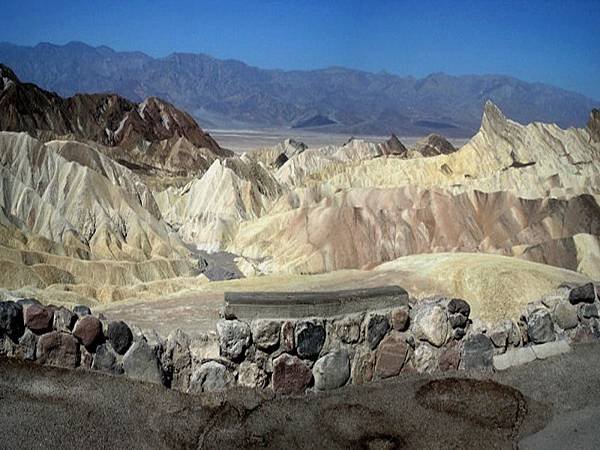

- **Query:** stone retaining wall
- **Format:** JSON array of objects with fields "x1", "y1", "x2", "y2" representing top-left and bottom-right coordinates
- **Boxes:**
[{"x1": 0, "y1": 283, "x2": 598, "y2": 395}]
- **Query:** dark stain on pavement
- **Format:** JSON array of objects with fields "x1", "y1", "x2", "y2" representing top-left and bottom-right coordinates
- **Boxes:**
[{"x1": 416, "y1": 378, "x2": 526, "y2": 429}]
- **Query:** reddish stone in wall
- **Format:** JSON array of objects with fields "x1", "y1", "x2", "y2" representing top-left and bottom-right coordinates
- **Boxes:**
[
  {"x1": 391, "y1": 307, "x2": 410, "y2": 332},
  {"x1": 73, "y1": 316, "x2": 103, "y2": 350},
  {"x1": 438, "y1": 341, "x2": 461, "y2": 371},
  {"x1": 36, "y1": 331, "x2": 80, "y2": 368},
  {"x1": 374, "y1": 331, "x2": 408, "y2": 379},
  {"x1": 352, "y1": 350, "x2": 376, "y2": 385},
  {"x1": 25, "y1": 305, "x2": 54, "y2": 334},
  {"x1": 272, "y1": 353, "x2": 312, "y2": 394}
]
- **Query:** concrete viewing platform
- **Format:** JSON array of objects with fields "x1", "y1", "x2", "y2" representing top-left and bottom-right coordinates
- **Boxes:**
[{"x1": 223, "y1": 285, "x2": 409, "y2": 320}]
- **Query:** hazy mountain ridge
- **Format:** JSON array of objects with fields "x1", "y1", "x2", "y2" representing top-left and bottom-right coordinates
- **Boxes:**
[{"x1": 0, "y1": 41, "x2": 597, "y2": 137}]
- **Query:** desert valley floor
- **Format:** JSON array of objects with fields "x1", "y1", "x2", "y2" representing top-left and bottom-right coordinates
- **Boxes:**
[{"x1": 207, "y1": 128, "x2": 469, "y2": 154}]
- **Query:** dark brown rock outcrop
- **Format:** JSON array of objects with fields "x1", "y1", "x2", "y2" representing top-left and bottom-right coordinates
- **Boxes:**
[
  {"x1": 379, "y1": 134, "x2": 408, "y2": 156},
  {"x1": 0, "y1": 63, "x2": 231, "y2": 176},
  {"x1": 412, "y1": 134, "x2": 457, "y2": 157}
]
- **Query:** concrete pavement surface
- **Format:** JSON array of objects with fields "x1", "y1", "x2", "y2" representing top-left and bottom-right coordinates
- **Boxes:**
[{"x1": 0, "y1": 343, "x2": 599, "y2": 449}]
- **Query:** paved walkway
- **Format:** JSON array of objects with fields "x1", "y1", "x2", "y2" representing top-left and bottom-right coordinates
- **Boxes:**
[
  {"x1": 1, "y1": 343, "x2": 599, "y2": 448},
  {"x1": 96, "y1": 291, "x2": 223, "y2": 337}
]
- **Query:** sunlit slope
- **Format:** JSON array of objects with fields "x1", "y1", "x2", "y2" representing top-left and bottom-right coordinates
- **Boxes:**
[
  {"x1": 294, "y1": 102, "x2": 600, "y2": 198},
  {"x1": 229, "y1": 187, "x2": 600, "y2": 275},
  {"x1": 92, "y1": 252, "x2": 593, "y2": 333},
  {"x1": 0, "y1": 132, "x2": 204, "y2": 303},
  {"x1": 221, "y1": 103, "x2": 600, "y2": 275}
]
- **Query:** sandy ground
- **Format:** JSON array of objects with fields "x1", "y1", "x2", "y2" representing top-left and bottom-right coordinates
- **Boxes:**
[
  {"x1": 95, "y1": 269, "x2": 393, "y2": 337},
  {"x1": 96, "y1": 253, "x2": 590, "y2": 338},
  {"x1": 1, "y1": 343, "x2": 599, "y2": 449}
]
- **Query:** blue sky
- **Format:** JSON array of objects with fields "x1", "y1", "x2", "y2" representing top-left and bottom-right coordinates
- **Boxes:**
[{"x1": 1, "y1": 0, "x2": 599, "y2": 99}]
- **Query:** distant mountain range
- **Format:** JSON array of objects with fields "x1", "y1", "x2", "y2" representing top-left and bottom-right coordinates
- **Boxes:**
[{"x1": 0, "y1": 41, "x2": 597, "y2": 137}]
